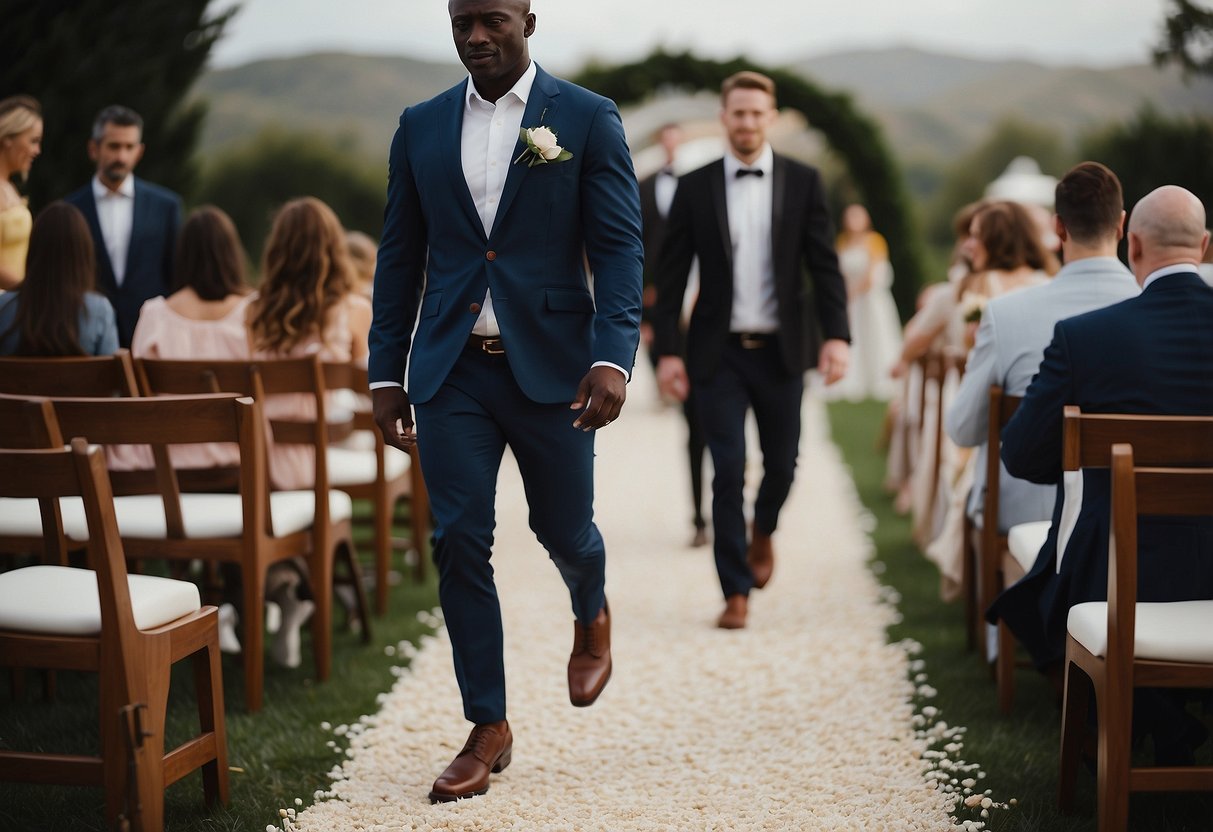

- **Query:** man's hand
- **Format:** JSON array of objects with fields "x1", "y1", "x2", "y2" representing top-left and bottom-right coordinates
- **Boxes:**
[
  {"x1": 372, "y1": 386, "x2": 417, "y2": 451},
  {"x1": 570, "y1": 365, "x2": 626, "y2": 431},
  {"x1": 818, "y1": 339, "x2": 850, "y2": 386},
  {"x1": 656, "y1": 355, "x2": 689, "y2": 402}
]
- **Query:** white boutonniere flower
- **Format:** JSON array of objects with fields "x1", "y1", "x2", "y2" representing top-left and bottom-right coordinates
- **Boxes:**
[{"x1": 515, "y1": 125, "x2": 573, "y2": 167}]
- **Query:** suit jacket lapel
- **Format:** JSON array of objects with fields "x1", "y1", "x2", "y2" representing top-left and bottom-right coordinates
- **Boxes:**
[
  {"x1": 443, "y1": 80, "x2": 487, "y2": 240},
  {"x1": 491, "y1": 64, "x2": 559, "y2": 239},
  {"x1": 770, "y1": 153, "x2": 787, "y2": 268},
  {"x1": 710, "y1": 161, "x2": 731, "y2": 271}
]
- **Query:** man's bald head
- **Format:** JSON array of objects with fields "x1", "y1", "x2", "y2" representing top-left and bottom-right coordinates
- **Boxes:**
[{"x1": 1126, "y1": 185, "x2": 1211, "y2": 284}]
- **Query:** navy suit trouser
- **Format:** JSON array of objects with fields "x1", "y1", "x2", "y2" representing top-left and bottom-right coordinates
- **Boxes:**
[
  {"x1": 414, "y1": 344, "x2": 606, "y2": 724},
  {"x1": 694, "y1": 339, "x2": 803, "y2": 599}
]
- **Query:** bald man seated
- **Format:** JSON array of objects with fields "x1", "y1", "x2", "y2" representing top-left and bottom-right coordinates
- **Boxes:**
[{"x1": 988, "y1": 185, "x2": 1213, "y2": 763}]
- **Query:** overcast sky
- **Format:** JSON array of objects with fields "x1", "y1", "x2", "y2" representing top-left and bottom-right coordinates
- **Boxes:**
[{"x1": 210, "y1": 0, "x2": 1171, "y2": 72}]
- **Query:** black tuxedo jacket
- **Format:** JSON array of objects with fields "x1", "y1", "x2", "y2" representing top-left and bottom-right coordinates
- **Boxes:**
[
  {"x1": 64, "y1": 177, "x2": 182, "y2": 348},
  {"x1": 638, "y1": 171, "x2": 669, "y2": 288},
  {"x1": 651, "y1": 153, "x2": 849, "y2": 379}
]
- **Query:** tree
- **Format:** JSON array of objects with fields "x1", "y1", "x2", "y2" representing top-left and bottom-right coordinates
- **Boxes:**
[
  {"x1": 2, "y1": 0, "x2": 236, "y2": 210},
  {"x1": 1154, "y1": 0, "x2": 1213, "y2": 79},
  {"x1": 196, "y1": 128, "x2": 386, "y2": 270},
  {"x1": 1080, "y1": 106, "x2": 1213, "y2": 231}
]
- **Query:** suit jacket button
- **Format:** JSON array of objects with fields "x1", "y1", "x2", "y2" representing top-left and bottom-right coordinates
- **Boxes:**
[
  {"x1": 469, "y1": 302, "x2": 481, "y2": 314},
  {"x1": 486, "y1": 250, "x2": 496, "y2": 261}
]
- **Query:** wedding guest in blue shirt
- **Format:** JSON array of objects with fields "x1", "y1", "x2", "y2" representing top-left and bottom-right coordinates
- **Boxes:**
[{"x1": 0, "y1": 201, "x2": 117, "y2": 356}]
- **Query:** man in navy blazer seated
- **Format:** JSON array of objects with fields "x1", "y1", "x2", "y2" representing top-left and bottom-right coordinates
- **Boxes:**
[
  {"x1": 368, "y1": 0, "x2": 642, "y2": 803},
  {"x1": 64, "y1": 105, "x2": 182, "y2": 348},
  {"x1": 991, "y1": 185, "x2": 1213, "y2": 761}
]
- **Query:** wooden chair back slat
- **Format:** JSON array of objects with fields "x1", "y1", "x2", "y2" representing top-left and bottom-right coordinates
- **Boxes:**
[
  {"x1": 1063, "y1": 406, "x2": 1213, "y2": 471},
  {"x1": 0, "y1": 351, "x2": 139, "y2": 397}
]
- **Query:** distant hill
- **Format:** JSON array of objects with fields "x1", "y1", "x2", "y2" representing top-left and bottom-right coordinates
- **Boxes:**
[
  {"x1": 193, "y1": 52, "x2": 466, "y2": 170},
  {"x1": 192, "y1": 47, "x2": 1213, "y2": 172},
  {"x1": 791, "y1": 46, "x2": 1213, "y2": 162}
]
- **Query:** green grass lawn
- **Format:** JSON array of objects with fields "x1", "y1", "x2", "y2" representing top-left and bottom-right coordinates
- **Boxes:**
[
  {"x1": 0, "y1": 504, "x2": 440, "y2": 832},
  {"x1": 826, "y1": 399, "x2": 1213, "y2": 832}
]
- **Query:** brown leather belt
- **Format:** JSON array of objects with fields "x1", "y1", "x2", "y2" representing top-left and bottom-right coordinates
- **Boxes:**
[
  {"x1": 467, "y1": 334, "x2": 506, "y2": 355},
  {"x1": 730, "y1": 332, "x2": 776, "y2": 350}
]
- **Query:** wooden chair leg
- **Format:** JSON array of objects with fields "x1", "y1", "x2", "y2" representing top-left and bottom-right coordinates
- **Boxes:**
[
  {"x1": 1058, "y1": 658, "x2": 1090, "y2": 811},
  {"x1": 191, "y1": 623, "x2": 230, "y2": 806},
  {"x1": 241, "y1": 566, "x2": 267, "y2": 712},
  {"x1": 374, "y1": 489, "x2": 391, "y2": 616},
  {"x1": 309, "y1": 546, "x2": 334, "y2": 683},
  {"x1": 136, "y1": 650, "x2": 171, "y2": 832},
  {"x1": 341, "y1": 540, "x2": 372, "y2": 644},
  {"x1": 1096, "y1": 682, "x2": 1132, "y2": 832},
  {"x1": 962, "y1": 516, "x2": 976, "y2": 651},
  {"x1": 99, "y1": 670, "x2": 130, "y2": 831},
  {"x1": 996, "y1": 619, "x2": 1015, "y2": 714}
]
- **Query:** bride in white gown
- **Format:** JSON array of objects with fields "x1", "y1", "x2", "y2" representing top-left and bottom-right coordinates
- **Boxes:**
[{"x1": 824, "y1": 204, "x2": 903, "y2": 402}]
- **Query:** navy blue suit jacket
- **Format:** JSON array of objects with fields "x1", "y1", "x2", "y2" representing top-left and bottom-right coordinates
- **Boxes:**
[
  {"x1": 64, "y1": 178, "x2": 182, "y2": 348},
  {"x1": 992, "y1": 272, "x2": 1213, "y2": 667},
  {"x1": 368, "y1": 64, "x2": 643, "y2": 404}
]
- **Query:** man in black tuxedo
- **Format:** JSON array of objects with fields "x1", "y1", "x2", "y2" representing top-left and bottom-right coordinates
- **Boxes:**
[
  {"x1": 64, "y1": 105, "x2": 182, "y2": 348},
  {"x1": 639, "y1": 123, "x2": 709, "y2": 548},
  {"x1": 653, "y1": 71, "x2": 850, "y2": 629}
]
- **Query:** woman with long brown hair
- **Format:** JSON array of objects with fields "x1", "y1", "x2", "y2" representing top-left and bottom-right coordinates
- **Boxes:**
[{"x1": 0, "y1": 201, "x2": 117, "y2": 355}]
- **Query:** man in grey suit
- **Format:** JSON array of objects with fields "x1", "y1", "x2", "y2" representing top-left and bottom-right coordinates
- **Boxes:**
[{"x1": 945, "y1": 161, "x2": 1139, "y2": 535}]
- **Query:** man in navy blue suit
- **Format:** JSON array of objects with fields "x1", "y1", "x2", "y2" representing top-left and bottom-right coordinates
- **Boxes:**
[
  {"x1": 368, "y1": 0, "x2": 642, "y2": 802},
  {"x1": 64, "y1": 105, "x2": 182, "y2": 348},
  {"x1": 992, "y1": 185, "x2": 1213, "y2": 760}
]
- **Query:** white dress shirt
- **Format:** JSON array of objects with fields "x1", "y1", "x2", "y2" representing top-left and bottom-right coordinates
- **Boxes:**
[
  {"x1": 462, "y1": 60, "x2": 536, "y2": 337},
  {"x1": 723, "y1": 145, "x2": 778, "y2": 333},
  {"x1": 92, "y1": 175, "x2": 135, "y2": 287},
  {"x1": 655, "y1": 167, "x2": 677, "y2": 219},
  {"x1": 1142, "y1": 262, "x2": 1199, "y2": 290}
]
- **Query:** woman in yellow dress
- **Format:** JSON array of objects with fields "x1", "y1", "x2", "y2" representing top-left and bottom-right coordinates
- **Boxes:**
[{"x1": 0, "y1": 96, "x2": 43, "y2": 290}]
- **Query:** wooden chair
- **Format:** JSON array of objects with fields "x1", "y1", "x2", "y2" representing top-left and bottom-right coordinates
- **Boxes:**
[
  {"x1": 37, "y1": 392, "x2": 319, "y2": 711},
  {"x1": 323, "y1": 361, "x2": 430, "y2": 614},
  {"x1": 134, "y1": 358, "x2": 371, "y2": 680},
  {"x1": 0, "y1": 394, "x2": 71, "y2": 566},
  {"x1": 972, "y1": 385, "x2": 1033, "y2": 713},
  {"x1": 0, "y1": 350, "x2": 139, "y2": 397},
  {"x1": 1058, "y1": 442, "x2": 1213, "y2": 831},
  {"x1": 0, "y1": 439, "x2": 229, "y2": 831}
]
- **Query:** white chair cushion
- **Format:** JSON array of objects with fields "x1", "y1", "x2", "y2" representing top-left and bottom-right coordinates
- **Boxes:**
[
  {"x1": 327, "y1": 445, "x2": 409, "y2": 487},
  {"x1": 44, "y1": 491, "x2": 353, "y2": 541},
  {"x1": 1007, "y1": 521, "x2": 1050, "y2": 573},
  {"x1": 0, "y1": 565, "x2": 200, "y2": 635},
  {"x1": 0, "y1": 497, "x2": 78, "y2": 538},
  {"x1": 1067, "y1": 600, "x2": 1213, "y2": 663}
]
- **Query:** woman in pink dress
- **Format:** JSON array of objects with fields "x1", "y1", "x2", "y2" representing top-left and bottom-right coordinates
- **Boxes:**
[{"x1": 246, "y1": 196, "x2": 372, "y2": 492}]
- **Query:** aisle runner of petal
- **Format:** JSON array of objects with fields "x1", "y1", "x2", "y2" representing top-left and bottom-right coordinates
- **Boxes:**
[{"x1": 292, "y1": 364, "x2": 956, "y2": 831}]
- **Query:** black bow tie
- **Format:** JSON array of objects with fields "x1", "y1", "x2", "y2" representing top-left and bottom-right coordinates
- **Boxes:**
[
  {"x1": 658, "y1": 167, "x2": 676, "y2": 178},
  {"x1": 735, "y1": 168, "x2": 764, "y2": 178}
]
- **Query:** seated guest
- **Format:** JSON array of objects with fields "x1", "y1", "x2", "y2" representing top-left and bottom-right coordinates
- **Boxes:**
[
  {"x1": 346, "y1": 230, "x2": 378, "y2": 299},
  {"x1": 116, "y1": 205, "x2": 254, "y2": 471},
  {"x1": 944, "y1": 163, "x2": 1139, "y2": 577},
  {"x1": 246, "y1": 196, "x2": 372, "y2": 491},
  {"x1": 0, "y1": 201, "x2": 117, "y2": 355},
  {"x1": 991, "y1": 185, "x2": 1213, "y2": 761}
]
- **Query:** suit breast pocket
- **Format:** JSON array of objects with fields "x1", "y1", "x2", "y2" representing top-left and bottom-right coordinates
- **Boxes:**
[{"x1": 419, "y1": 292, "x2": 443, "y2": 319}]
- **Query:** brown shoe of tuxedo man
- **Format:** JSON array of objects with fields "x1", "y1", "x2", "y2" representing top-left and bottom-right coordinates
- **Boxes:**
[
  {"x1": 717, "y1": 594, "x2": 748, "y2": 629},
  {"x1": 747, "y1": 530, "x2": 774, "y2": 589},
  {"x1": 428, "y1": 720, "x2": 513, "y2": 803},
  {"x1": 568, "y1": 603, "x2": 611, "y2": 707}
]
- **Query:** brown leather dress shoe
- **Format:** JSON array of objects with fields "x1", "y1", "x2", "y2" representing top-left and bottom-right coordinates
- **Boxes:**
[
  {"x1": 747, "y1": 530, "x2": 774, "y2": 589},
  {"x1": 568, "y1": 603, "x2": 611, "y2": 707},
  {"x1": 428, "y1": 720, "x2": 512, "y2": 803},
  {"x1": 717, "y1": 594, "x2": 748, "y2": 629}
]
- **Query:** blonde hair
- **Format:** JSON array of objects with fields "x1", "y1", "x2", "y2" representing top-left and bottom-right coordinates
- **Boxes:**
[
  {"x1": 249, "y1": 197, "x2": 354, "y2": 353},
  {"x1": 0, "y1": 96, "x2": 41, "y2": 143},
  {"x1": 720, "y1": 71, "x2": 776, "y2": 106}
]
